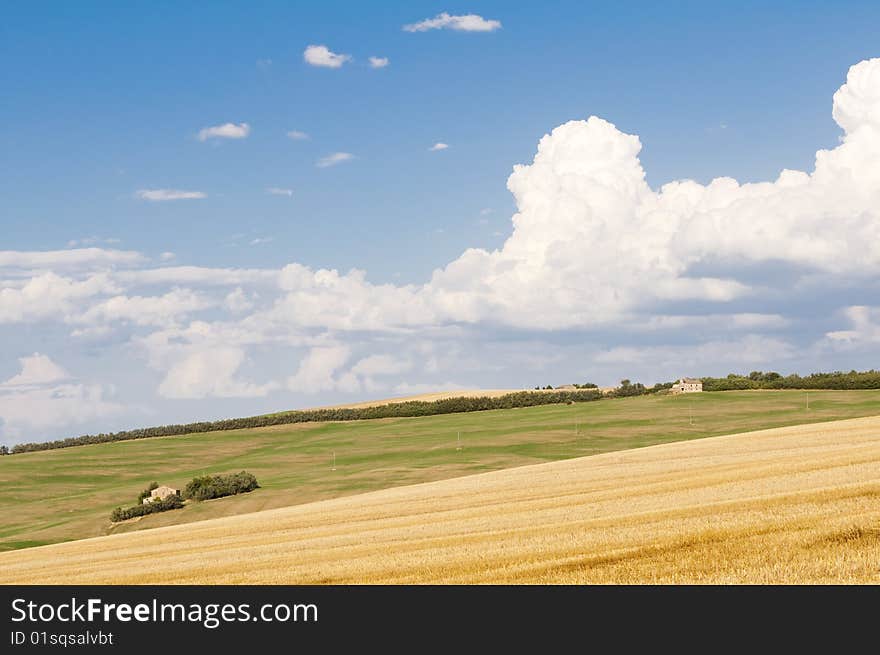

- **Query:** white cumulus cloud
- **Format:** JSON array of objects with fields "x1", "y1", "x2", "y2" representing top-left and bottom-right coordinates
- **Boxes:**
[
  {"x1": 287, "y1": 345, "x2": 352, "y2": 393},
  {"x1": 826, "y1": 305, "x2": 880, "y2": 344},
  {"x1": 369, "y1": 56, "x2": 389, "y2": 68},
  {"x1": 429, "y1": 142, "x2": 449, "y2": 151},
  {"x1": 158, "y1": 348, "x2": 277, "y2": 399},
  {"x1": 76, "y1": 288, "x2": 214, "y2": 327},
  {"x1": 197, "y1": 122, "x2": 250, "y2": 141},
  {"x1": 0, "y1": 355, "x2": 122, "y2": 441},
  {"x1": 303, "y1": 45, "x2": 352, "y2": 68},
  {"x1": 1, "y1": 353, "x2": 69, "y2": 387}
]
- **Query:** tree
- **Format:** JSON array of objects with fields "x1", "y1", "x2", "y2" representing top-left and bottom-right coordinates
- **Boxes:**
[
  {"x1": 137, "y1": 482, "x2": 159, "y2": 504},
  {"x1": 0, "y1": 445, "x2": 8, "y2": 455}
]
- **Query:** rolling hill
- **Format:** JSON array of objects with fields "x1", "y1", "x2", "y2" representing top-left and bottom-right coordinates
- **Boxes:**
[
  {"x1": 1, "y1": 390, "x2": 879, "y2": 553},
  {"x1": 2, "y1": 413, "x2": 878, "y2": 584}
]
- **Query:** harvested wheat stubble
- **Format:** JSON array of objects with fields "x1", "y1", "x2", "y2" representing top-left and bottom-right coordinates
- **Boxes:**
[{"x1": 2, "y1": 415, "x2": 879, "y2": 584}]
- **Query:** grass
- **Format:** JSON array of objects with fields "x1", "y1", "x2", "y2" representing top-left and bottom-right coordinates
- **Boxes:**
[
  {"x1": 2, "y1": 413, "x2": 878, "y2": 584},
  {"x1": 0, "y1": 389, "x2": 878, "y2": 553}
]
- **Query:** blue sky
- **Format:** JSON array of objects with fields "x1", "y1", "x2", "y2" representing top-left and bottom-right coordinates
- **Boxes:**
[{"x1": 2, "y1": 2, "x2": 880, "y2": 444}]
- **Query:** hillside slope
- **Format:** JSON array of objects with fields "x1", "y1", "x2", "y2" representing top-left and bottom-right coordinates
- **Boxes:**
[
  {"x1": 2, "y1": 389, "x2": 878, "y2": 552},
  {"x1": 2, "y1": 414, "x2": 878, "y2": 584}
]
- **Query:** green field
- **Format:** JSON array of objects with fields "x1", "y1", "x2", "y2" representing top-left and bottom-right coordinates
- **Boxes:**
[{"x1": 1, "y1": 389, "x2": 878, "y2": 552}]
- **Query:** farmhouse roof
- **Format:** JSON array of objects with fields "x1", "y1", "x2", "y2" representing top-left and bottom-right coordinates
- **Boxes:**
[
  {"x1": 680, "y1": 378, "x2": 702, "y2": 384},
  {"x1": 150, "y1": 485, "x2": 179, "y2": 495}
]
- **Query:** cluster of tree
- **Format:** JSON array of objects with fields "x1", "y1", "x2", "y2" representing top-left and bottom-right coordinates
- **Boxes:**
[
  {"x1": 609, "y1": 379, "x2": 647, "y2": 397},
  {"x1": 9, "y1": 389, "x2": 604, "y2": 454},
  {"x1": 608, "y1": 380, "x2": 674, "y2": 397},
  {"x1": 184, "y1": 471, "x2": 259, "y2": 501},
  {"x1": 109, "y1": 495, "x2": 183, "y2": 523},
  {"x1": 0, "y1": 446, "x2": 8, "y2": 455},
  {"x1": 700, "y1": 370, "x2": 880, "y2": 391}
]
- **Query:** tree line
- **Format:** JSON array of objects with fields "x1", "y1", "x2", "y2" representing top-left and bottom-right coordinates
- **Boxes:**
[
  {"x1": 699, "y1": 370, "x2": 880, "y2": 391},
  {"x1": 8, "y1": 371, "x2": 880, "y2": 456},
  {"x1": 9, "y1": 389, "x2": 603, "y2": 455}
]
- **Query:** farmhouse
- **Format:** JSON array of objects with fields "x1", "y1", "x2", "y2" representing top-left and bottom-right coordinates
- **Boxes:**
[
  {"x1": 672, "y1": 378, "x2": 703, "y2": 394},
  {"x1": 143, "y1": 485, "x2": 181, "y2": 504}
]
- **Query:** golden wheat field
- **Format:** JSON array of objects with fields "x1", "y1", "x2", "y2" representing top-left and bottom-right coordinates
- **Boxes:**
[{"x1": 2, "y1": 415, "x2": 879, "y2": 584}]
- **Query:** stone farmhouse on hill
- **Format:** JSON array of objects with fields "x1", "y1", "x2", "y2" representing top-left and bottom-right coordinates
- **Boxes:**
[
  {"x1": 672, "y1": 378, "x2": 703, "y2": 394},
  {"x1": 143, "y1": 485, "x2": 181, "y2": 505}
]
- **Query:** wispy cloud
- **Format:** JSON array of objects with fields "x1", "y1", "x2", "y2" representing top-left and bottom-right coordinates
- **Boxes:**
[
  {"x1": 135, "y1": 189, "x2": 206, "y2": 201},
  {"x1": 316, "y1": 152, "x2": 354, "y2": 168},
  {"x1": 403, "y1": 13, "x2": 501, "y2": 33},
  {"x1": 266, "y1": 187, "x2": 293, "y2": 197},
  {"x1": 197, "y1": 122, "x2": 250, "y2": 142},
  {"x1": 479, "y1": 208, "x2": 493, "y2": 216},
  {"x1": 369, "y1": 56, "x2": 390, "y2": 69},
  {"x1": 250, "y1": 237, "x2": 274, "y2": 246},
  {"x1": 429, "y1": 142, "x2": 449, "y2": 151},
  {"x1": 303, "y1": 45, "x2": 352, "y2": 68},
  {"x1": 286, "y1": 130, "x2": 309, "y2": 140},
  {"x1": 66, "y1": 236, "x2": 121, "y2": 248}
]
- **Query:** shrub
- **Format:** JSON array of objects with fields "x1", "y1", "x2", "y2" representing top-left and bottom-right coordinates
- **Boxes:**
[
  {"x1": 184, "y1": 471, "x2": 259, "y2": 501},
  {"x1": 136, "y1": 481, "x2": 159, "y2": 504},
  {"x1": 110, "y1": 494, "x2": 183, "y2": 522}
]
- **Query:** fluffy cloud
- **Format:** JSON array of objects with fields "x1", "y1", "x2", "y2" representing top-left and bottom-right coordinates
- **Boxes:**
[
  {"x1": 1, "y1": 353, "x2": 68, "y2": 387},
  {"x1": 825, "y1": 306, "x2": 880, "y2": 344},
  {"x1": 287, "y1": 346, "x2": 352, "y2": 393},
  {"x1": 316, "y1": 152, "x2": 354, "y2": 168},
  {"x1": 429, "y1": 142, "x2": 449, "y2": 151},
  {"x1": 136, "y1": 189, "x2": 206, "y2": 201},
  {"x1": 414, "y1": 58, "x2": 880, "y2": 330},
  {"x1": 158, "y1": 348, "x2": 277, "y2": 399},
  {"x1": 197, "y1": 122, "x2": 251, "y2": 141},
  {"x1": 5, "y1": 57, "x2": 880, "y2": 428},
  {"x1": 77, "y1": 288, "x2": 214, "y2": 327},
  {"x1": 303, "y1": 45, "x2": 351, "y2": 68},
  {"x1": 403, "y1": 13, "x2": 502, "y2": 32},
  {"x1": 224, "y1": 288, "x2": 255, "y2": 313},
  {"x1": 0, "y1": 272, "x2": 118, "y2": 323},
  {"x1": 0, "y1": 383, "x2": 123, "y2": 441},
  {"x1": 368, "y1": 56, "x2": 389, "y2": 69},
  {"x1": 270, "y1": 263, "x2": 433, "y2": 330},
  {"x1": 0, "y1": 354, "x2": 122, "y2": 441}
]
